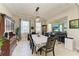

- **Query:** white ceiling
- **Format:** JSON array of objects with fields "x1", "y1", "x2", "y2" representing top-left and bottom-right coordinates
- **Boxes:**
[{"x1": 2, "y1": 3, "x2": 73, "y2": 20}]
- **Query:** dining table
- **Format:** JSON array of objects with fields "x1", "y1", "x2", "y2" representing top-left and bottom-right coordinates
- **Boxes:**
[{"x1": 32, "y1": 34, "x2": 48, "y2": 52}]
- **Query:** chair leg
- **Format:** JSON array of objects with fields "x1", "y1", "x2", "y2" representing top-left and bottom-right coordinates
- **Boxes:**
[
  {"x1": 32, "y1": 49, "x2": 33, "y2": 54},
  {"x1": 40, "y1": 49, "x2": 42, "y2": 55},
  {"x1": 32, "y1": 47, "x2": 34, "y2": 54},
  {"x1": 45, "y1": 52, "x2": 47, "y2": 56},
  {"x1": 34, "y1": 47, "x2": 37, "y2": 54},
  {"x1": 36, "y1": 51, "x2": 37, "y2": 54},
  {"x1": 52, "y1": 50, "x2": 55, "y2": 56}
]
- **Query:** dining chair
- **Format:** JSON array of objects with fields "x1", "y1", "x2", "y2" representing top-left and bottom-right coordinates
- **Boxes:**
[
  {"x1": 28, "y1": 34, "x2": 30, "y2": 41},
  {"x1": 28, "y1": 34, "x2": 35, "y2": 54},
  {"x1": 39, "y1": 36, "x2": 56, "y2": 56}
]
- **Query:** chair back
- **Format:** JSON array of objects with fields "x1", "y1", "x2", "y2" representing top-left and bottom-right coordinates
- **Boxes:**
[
  {"x1": 29, "y1": 34, "x2": 33, "y2": 42},
  {"x1": 28, "y1": 34, "x2": 31, "y2": 39},
  {"x1": 46, "y1": 36, "x2": 56, "y2": 49}
]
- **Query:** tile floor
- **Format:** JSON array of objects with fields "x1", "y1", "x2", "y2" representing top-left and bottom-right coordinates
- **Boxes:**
[{"x1": 12, "y1": 38, "x2": 79, "y2": 56}]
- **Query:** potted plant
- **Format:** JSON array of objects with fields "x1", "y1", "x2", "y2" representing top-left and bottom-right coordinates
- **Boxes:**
[{"x1": 16, "y1": 27, "x2": 20, "y2": 41}]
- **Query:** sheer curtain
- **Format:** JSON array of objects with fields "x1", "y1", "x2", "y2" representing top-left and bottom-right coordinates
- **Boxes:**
[
  {"x1": 47, "y1": 24, "x2": 52, "y2": 33},
  {"x1": 36, "y1": 22, "x2": 42, "y2": 34}
]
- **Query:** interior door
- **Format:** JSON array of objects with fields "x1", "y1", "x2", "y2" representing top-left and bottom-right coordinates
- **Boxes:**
[{"x1": 0, "y1": 14, "x2": 5, "y2": 38}]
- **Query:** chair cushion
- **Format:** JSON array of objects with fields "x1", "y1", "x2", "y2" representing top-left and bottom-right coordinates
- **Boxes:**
[{"x1": 42, "y1": 46, "x2": 54, "y2": 52}]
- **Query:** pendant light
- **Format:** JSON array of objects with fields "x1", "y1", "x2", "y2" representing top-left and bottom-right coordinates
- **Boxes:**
[{"x1": 35, "y1": 7, "x2": 40, "y2": 22}]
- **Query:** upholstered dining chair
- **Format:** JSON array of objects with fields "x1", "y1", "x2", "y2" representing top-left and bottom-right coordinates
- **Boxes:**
[
  {"x1": 28, "y1": 34, "x2": 35, "y2": 54},
  {"x1": 39, "y1": 36, "x2": 56, "y2": 56}
]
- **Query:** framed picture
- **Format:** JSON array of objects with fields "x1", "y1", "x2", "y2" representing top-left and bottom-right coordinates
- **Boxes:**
[{"x1": 69, "y1": 19, "x2": 79, "y2": 29}]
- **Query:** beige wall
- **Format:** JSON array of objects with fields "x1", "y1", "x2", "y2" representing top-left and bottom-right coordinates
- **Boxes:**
[
  {"x1": 12, "y1": 16, "x2": 20, "y2": 31},
  {"x1": 0, "y1": 4, "x2": 12, "y2": 17},
  {"x1": 51, "y1": 4, "x2": 79, "y2": 50}
]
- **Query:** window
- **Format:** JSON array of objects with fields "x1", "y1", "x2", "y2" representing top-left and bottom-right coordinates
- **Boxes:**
[
  {"x1": 21, "y1": 20, "x2": 29, "y2": 33},
  {"x1": 5, "y1": 16, "x2": 14, "y2": 32},
  {"x1": 36, "y1": 22, "x2": 41, "y2": 33},
  {"x1": 47, "y1": 24, "x2": 52, "y2": 32},
  {"x1": 60, "y1": 24, "x2": 63, "y2": 32}
]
